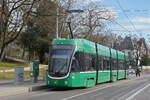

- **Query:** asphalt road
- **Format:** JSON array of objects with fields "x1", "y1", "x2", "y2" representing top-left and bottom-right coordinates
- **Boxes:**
[{"x1": 1, "y1": 73, "x2": 150, "y2": 100}]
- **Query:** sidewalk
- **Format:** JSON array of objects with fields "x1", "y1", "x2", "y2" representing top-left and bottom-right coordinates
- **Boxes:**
[
  {"x1": 0, "y1": 78, "x2": 48, "y2": 97},
  {"x1": 0, "y1": 71, "x2": 149, "y2": 97},
  {"x1": 0, "y1": 77, "x2": 44, "y2": 85}
]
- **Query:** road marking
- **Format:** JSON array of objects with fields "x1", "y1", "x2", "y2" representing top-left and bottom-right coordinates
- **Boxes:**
[
  {"x1": 62, "y1": 77, "x2": 149, "y2": 100},
  {"x1": 62, "y1": 79, "x2": 134, "y2": 100},
  {"x1": 126, "y1": 83, "x2": 150, "y2": 100},
  {"x1": 62, "y1": 83, "x2": 120, "y2": 100},
  {"x1": 28, "y1": 91, "x2": 56, "y2": 98}
]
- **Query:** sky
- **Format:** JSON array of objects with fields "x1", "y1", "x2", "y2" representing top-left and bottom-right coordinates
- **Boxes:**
[
  {"x1": 74, "y1": 0, "x2": 150, "y2": 41},
  {"x1": 101, "y1": 0, "x2": 150, "y2": 38}
]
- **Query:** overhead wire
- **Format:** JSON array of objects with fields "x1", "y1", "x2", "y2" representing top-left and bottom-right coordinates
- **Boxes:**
[
  {"x1": 116, "y1": 0, "x2": 141, "y2": 35},
  {"x1": 109, "y1": 20, "x2": 132, "y2": 34}
]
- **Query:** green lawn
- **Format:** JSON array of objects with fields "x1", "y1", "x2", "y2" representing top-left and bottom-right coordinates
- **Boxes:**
[
  {"x1": 0, "y1": 62, "x2": 29, "y2": 70},
  {"x1": 0, "y1": 62, "x2": 48, "y2": 79},
  {"x1": 0, "y1": 67, "x2": 48, "y2": 79}
]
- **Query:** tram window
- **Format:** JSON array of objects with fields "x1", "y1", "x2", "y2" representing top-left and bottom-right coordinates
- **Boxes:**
[
  {"x1": 118, "y1": 60, "x2": 121, "y2": 70},
  {"x1": 106, "y1": 60, "x2": 110, "y2": 70},
  {"x1": 115, "y1": 59, "x2": 117, "y2": 70},
  {"x1": 83, "y1": 53, "x2": 89, "y2": 71},
  {"x1": 98, "y1": 56, "x2": 103, "y2": 70},
  {"x1": 73, "y1": 52, "x2": 84, "y2": 72},
  {"x1": 91, "y1": 55, "x2": 96, "y2": 70},
  {"x1": 122, "y1": 61, "x2": 125, "y2": 70},
  {"x1": 103, "y1": 58, "x2": 110, "y2": 70},
  {"x1": 118, "y1": 60, "x2": 120, "y2": 70},
  {"x1": 79, "y1": 52, "x2": 85, "y2": 71},
  {"x1": 126, "y1": 61, "x2": 129, "y2": 69},
  {"x1": 73, "y1": 52, "x2": 97, "y2": 72},
  {"x1": 112, "y1": 59, "x2": 117, "y2": 70},
  {"x1": 112, "y1": 59, "x2": 114, "y2": 70},
  {"x1": 103, "y1": 60, "x2": 106, "y2": 70},
  {"x1": 71, "y1": 59, "x2": 80, "y2": 72},
  {"x1": 119, "y1": 60, "x2": 124, "y2": 70},
  {"x1": 123, "y1": 60, "x2": 126, "y2": 70}
]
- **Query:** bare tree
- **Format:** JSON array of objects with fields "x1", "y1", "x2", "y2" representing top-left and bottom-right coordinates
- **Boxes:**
[
  {"x1": 134, "y1": 44, "x2": 141, "y2": 67},
  {"x1": 0, "y1": 0, "x2": 37, "y2": 62},
  {"x1": 70, "y1": 6, "x2": 115, "y2": 39},
  {"x1": 52, "y1": 0, "x2": 74, "y2": 37}
]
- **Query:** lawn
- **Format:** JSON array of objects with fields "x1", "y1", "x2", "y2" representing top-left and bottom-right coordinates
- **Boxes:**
[
  {"x1": 0, "y1": 62, "x2": 29, "y2": 70},
  {"x1": 0, "y1": 67, "x2": 48, "y2": 79},
  {"x1": 0, "y1": 62, "x2": 48, "y2": 79}
]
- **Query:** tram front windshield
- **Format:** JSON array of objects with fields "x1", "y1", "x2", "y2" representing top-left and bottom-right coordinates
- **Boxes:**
[{"x1": 49, "y1": 49, "x2": 73, "y2": 77}]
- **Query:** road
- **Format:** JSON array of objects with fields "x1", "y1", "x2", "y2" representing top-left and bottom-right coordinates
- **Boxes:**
[{"x1": 1, "y1": 72, "x2": 150, "y2": 100}]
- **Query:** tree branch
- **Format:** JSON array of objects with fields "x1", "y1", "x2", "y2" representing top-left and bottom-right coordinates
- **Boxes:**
[{"x1": 5, "y1": 0, "x2": 36, "y2": 45}]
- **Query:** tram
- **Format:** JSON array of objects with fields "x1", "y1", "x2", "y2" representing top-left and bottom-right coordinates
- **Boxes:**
[{"x1": 46, "y1": 38, "x2": 129, "y2": 87}]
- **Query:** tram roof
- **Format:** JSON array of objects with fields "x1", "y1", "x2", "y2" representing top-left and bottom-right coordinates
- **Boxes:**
[{"x1": 52, "y1": 38, "x2": 128, "y2": 60}]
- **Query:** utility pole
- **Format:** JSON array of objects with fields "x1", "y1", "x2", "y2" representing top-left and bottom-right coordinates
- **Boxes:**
[
  {"x1": 66, "y1": 10, "x2": 84, "y2": 39},
  {"x1": 56, "y1": 7, "x2": 59, "y2": 38},
  {"x1": 55, "y1": 9, "x2": 84, "y2": 39}
]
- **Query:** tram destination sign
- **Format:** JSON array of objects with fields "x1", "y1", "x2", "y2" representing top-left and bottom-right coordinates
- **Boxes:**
[{"x1": 52, "y1": 45, "x2": 74, "y2": 50}]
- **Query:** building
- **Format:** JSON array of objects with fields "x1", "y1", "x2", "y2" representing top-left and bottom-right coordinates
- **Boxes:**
[
  {"x1": 113, "y1": 36, "x2": 149, "y2": 66},
  {"x1": 113, "y1": 36, "x2": 135, "y2": 60}
]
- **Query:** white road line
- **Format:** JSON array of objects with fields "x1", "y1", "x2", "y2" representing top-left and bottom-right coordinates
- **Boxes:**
[
  {"x1": 28, "y1": 92, "x2": 56, "y2": 98},
  {"x1": 62, "y1": 84, "x2": 117, "y2": 100},
  {"x1": 126, "y1": 83, "x2": 150, "y2": 100},
  {"x1": 62, "y1": 79, "x2": 133, "y2": 100}
]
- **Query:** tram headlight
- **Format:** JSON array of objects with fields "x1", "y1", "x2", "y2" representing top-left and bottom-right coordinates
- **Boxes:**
[
  {"x1": 72, "y1": 76, "x2": 75, "y2": 79},
  {"x1": 65, "y1": 81, "x2": 68, "y2": 85}
]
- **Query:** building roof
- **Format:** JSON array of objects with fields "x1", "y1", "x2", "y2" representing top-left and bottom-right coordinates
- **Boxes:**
[{"x1": 113, "y1": 36, "x2": 134, "y2": 50}]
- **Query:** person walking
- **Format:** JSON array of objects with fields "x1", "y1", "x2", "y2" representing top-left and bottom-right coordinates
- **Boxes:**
[{"x1": 136, "y1": 68, "x2": 141, "y2": 77}]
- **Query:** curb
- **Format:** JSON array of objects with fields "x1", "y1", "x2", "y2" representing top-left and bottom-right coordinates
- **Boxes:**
[
  {"x1": 0, "y1": 85, "x2": 48, "y2": 97},
  {"x1": 0, "y1": 78, "x2": 44, "y2": 85},
  {"x1": 0, "y1": 88, "x2": 29, "y2": 97},
  {"x1": 29, "y1": 85, "x2": 48, "y2": 92}
]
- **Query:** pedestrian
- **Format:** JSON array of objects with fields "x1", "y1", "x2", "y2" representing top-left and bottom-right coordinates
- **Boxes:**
[{"x1": 136, "y1": 68, "x2": 141, "y2": 77}]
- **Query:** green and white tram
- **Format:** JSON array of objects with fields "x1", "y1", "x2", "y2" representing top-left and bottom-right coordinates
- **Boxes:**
[{"x1": 46, "y1": 38, "x2": 129, "y2": 87}]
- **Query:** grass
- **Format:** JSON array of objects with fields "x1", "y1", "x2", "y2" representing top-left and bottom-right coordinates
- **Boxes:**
[
  {"x1": 0, "y1": 66, "x2": 48, "y2": 79},
  {"x1": 0, "y1": 62, "x2": 29, "y2": 70}
]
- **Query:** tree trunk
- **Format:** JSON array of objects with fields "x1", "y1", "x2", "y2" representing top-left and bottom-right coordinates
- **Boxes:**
[
  {"x1": 21, "y1": 46, "x2": 25, "y2": 59},
  {"x1": 28, "y1": 48, "x2": 31, "y2": 61},
  {"x1": 39, "y1": 52, "x2": 44, "y2": 64},
  {"x1": 0, "y1": 44, "x2": 6, "y2": 62}
]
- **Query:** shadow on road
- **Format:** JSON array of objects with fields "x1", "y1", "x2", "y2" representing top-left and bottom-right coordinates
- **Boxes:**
[{"x1": 44, "y1": 87, "x2": 86, "y2": 92}]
